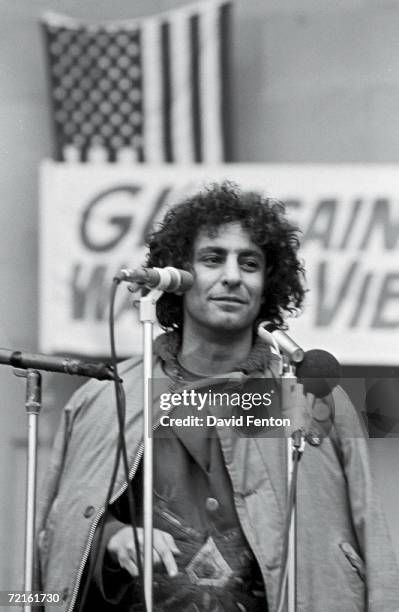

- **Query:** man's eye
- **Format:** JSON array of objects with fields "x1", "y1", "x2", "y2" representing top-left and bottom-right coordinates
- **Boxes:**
[
  {"x1": 202, "y1": 255, "x2": 221, "y2": 265},
  {"x1": 241, "y1": 260, "x2": 259, "y2": 270}
]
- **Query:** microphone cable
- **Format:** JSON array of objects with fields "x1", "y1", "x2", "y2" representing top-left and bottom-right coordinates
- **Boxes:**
[{"x1": 77, "y1": 277, "x2": 146, "y2": 612}]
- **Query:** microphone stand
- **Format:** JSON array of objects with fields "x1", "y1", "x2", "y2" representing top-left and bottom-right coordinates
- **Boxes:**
[
  {"x1": 138, "y1": 288, "x2": 163, "y2": 612},
  {"x1": 0, "y1": 352, "x2": 115, "y2": 611},
  {"x1": 13, "y1": 368, "x2": 42, "y2": 612},
  {"x1": 278, "y1": 359, "x2": 306, "y2": 612},
  {"x1": 257, "y1": 324, "x2": 305, "y2": 611}
]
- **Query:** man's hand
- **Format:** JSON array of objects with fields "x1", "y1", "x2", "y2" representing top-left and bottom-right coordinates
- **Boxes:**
[{"x1": 107, "y1": 526, "x2": 181, "y2": 577}]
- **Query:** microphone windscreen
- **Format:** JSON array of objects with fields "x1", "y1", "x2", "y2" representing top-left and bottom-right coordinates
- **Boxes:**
[
  {"x1": 176, "y1": 269, "x2": 194, "y2": 293},
  {"x1": 296, "y1": 349, "x2": 341, "y2": 398}
]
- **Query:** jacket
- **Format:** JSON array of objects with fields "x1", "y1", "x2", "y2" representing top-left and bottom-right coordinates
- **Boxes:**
[{"x1": 36, "y1": 335, "x2": 399, "y2": 612}]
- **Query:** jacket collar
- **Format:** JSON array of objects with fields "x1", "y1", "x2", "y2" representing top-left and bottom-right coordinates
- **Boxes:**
[{"x1": 153, "y1": 330, "x2": 280, "y2": 377}]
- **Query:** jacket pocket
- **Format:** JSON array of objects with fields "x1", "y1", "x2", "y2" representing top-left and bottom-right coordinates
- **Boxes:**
[{"x1": 339, "y1": 541, "x2": 365, "y2": 582}]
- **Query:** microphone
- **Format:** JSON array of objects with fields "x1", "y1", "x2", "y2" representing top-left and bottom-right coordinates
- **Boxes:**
[
  {"x1": 296, "y1": 349, "x2": 341, "y2": 398},
  {"x1": 280, "y1": 349, "x2": 341, "y2": 435},
  {"x1": 258, "y1": 323, "x2": 341, "y2": 429},
  {"x1": 258, "y1": 321, "x2": 304, "y2": 363},
  {"x1": 116, "y1": 266, "x2": 193, "y2": 294},
  {"x1": 0, "y1": 349, "x2": 116, "y2": 381}
]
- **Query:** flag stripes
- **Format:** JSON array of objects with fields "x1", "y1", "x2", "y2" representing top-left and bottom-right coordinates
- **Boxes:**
[
  {"x1": 170, "y1": 11, "x2": 193, "y2": 163},
  {"x1": 140, "y1": 17, "x2": 163, "y2": 163},
  {"x1": 190, "y1": 14, "x2": 202, "y2": 162},
  {"x1": 219, "y1": 1, "x2": 232, "y2": 161},
  {"x1": 161, "y1": 21, "x2": 173, "y2": 162}
]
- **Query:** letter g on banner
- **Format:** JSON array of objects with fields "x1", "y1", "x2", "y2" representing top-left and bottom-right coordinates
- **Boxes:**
[{"x1": 80, "y1": 185, "x2": 141, "y2": 252}]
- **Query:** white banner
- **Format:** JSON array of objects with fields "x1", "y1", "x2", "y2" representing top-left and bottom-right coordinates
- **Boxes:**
[{"x1": 39, "y1": 162, "x2": 399, "y2": 364}]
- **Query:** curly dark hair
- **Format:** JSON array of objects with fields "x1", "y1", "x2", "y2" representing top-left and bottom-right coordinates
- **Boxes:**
[{"x1": 146, "y1": 182, "x2": 305, "y2": 334}]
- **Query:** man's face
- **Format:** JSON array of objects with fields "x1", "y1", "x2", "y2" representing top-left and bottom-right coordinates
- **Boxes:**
[{"x1": 183, "y1": 222, "x2": 265, "y2": 337}]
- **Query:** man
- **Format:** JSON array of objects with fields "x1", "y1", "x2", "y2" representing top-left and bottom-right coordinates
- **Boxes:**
[
  {"x1": 366, "y1": 377, "x2": 399, "y2": 438},
  {"x1": 37, "y1": 183, "x2": 399, "y2": 612}
]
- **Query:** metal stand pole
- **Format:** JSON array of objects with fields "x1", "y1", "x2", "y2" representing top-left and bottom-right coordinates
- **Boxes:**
[
  {"x1": 14, "y1": 369, "x2": 42, "y2": 612},
  {"x1": 286, "y1": 437, "x2": 296, "y2": 612},
  {"x1": 256, "y1": 327, "x2": 306, "y2": 612},
  {"x1": 285, "y1": 432, "x2": 304, "y2": 612},
  {"x1": 139, "y1": 289, "x2": 162, "y2": 612},
  {"x1": 281, "y1": 365, "x2": 306, "y2": 612}
]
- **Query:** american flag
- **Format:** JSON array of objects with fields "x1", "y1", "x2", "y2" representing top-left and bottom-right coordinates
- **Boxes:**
[{"x1": 41, "y1": 0, "x2": 231, "y2": 163}]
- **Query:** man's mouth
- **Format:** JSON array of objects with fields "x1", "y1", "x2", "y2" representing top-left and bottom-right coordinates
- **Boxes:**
[{"x1": 210, "y1": 296, "x2": 247, "y2": 304}]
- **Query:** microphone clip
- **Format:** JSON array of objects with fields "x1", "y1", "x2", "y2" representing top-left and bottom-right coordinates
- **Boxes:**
[{"x1": 282, "y1": 356, "x2": 296, "y2": 378}]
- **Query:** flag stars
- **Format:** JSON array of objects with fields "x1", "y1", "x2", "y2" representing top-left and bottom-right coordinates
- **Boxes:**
[
  {"x1": 100, "y1": 124, "x2": 113, "y2": 137},
  {"x1": 119, "y1": 78, "x2": 131, "y2": 91},
  {"x1": 63, "y1": 122, "x2": 75, "y2": 136},
  {"x1": 120, "y1": 124, "x2": 133, "y2": 137},
  {"x1": 72, "y1": 110, "x2": 84, "y2": 123},
  {"x1": 109, "y1": 67, "x2": 122, "y2": 81},
  {"x1": 91, "y1": 134, "x2": 104, "y2": 145},
  {"x1": 120, "y1": 101, "x2": 133, "y2": 114},
  {"x1": 81, "y1": 101, "x2": 93, "y2": 114},
  {"x1": 89, "y1": 90, "x2": 102, "y2": 103},
  {"x1": 50, "y1": 42, "x2": 63, "y2": 55},
  {"x1": 128, "y1": 65, "x2": 141, "y2": 79},
  {"x1": 91, "y1": 113, "x2": 103, "y2": 127},
  {"x1": 99, "y1": 79, "x2": 112, "y2": 92},
  {"x1": 61, "y1": 75, "x2": 73, "y2": 88},
  {"x1": 132, "y1": 134, "x2": 143, "y2": 147},
  {"x1": 106, "y1": 24, "x2": 119, "y2": 34},
  {"x1": 70, "y1": 43, "x2": 82, "y2": 57},
  {"x1": 117, "y1": 56, "x2": 130, "y2": 69},
  {"x1": 72, "y1": 89, "x2": 84, "y2": 103},
  {"x1": 55, "y1": 110, "x2": 68, "y2": 123},
  {"x1": 58, "y1": 31, "x2": 73, "y2": 46},
  {"x1": 77, "y1": 56, "x2": 91, "y2": 70},
  {"x1": 128, "y1": 89, "x2": 142, "y2": 103},
  {"x1": 109, "y1": 90, "x2": 122, "y2": 104},
  {"x1": 88, "y1": 45, "x2": 101, "y2": 59},
  {"x1": 110, "y1": 113, "x2": 123, "y2": 126},
  {"x1": 81, "y1": 123, "x2": 94, "y2": 135},
  {"x1": 131, "y1": 111, "x2": 142, "y2": 125},
  {"x1": 98, "y1": 56, "x2": 111, "y2": 70},
  {"x1": 111, "y1": 135, "x2": 124, "y2": 148},
  {"x1": 76, "y1": 31, "x2": 90, "y2": 46},
  {"x1": 97, "y1": 34, "x2": 111, "y2": 48},
  {"x1": 127, "y1": 42, "x2": 140, "y2": 56},
  {"x1": 87, "y1": 24, "x2": 100, "y2": 34},
  {"x1": 58, "y1": 54, "x2": 73, "y2": 69},
  {"x1": 70, "y1": 66, "x2": 83, "y2": 80},
  {"x1": 80, "y1": 78, "x2": 93, "y2": 92},
  {"x1": 108, "y1": 44, "x2": 121, "y2": 58},
  {"x1": 115, "y1": 33, "x2": 130, "y2": 46},
  {"x1": 45, "y1": 19, "x2": 146, "y2": 160},
  {"x1": 52, "y1": 64, "x2": 64, "y2": 78},
  {"x1": 99, "y1": 101, "x2": 113, "y2": 114},
  {"x1": 62, "y1": 98, "x2": 75, "y2": 112},
  {"x1": 53, "y1": 87, "x2": 65, "y2": 101}
]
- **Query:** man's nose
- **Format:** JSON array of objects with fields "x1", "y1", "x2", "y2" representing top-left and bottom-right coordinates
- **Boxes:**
[{"x1": 221, "y1": 257, "x2": 242, "y2": 287}]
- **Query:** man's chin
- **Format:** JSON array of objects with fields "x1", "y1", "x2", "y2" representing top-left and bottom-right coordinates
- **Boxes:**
[{"x1": 209, "y1": 314, "x2": 252, "y2": 332}]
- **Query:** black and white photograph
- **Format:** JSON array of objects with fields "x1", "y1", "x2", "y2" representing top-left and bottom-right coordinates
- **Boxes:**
[{"x1": 1, "y1": 1, "x2": 398, "y2": 611}]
